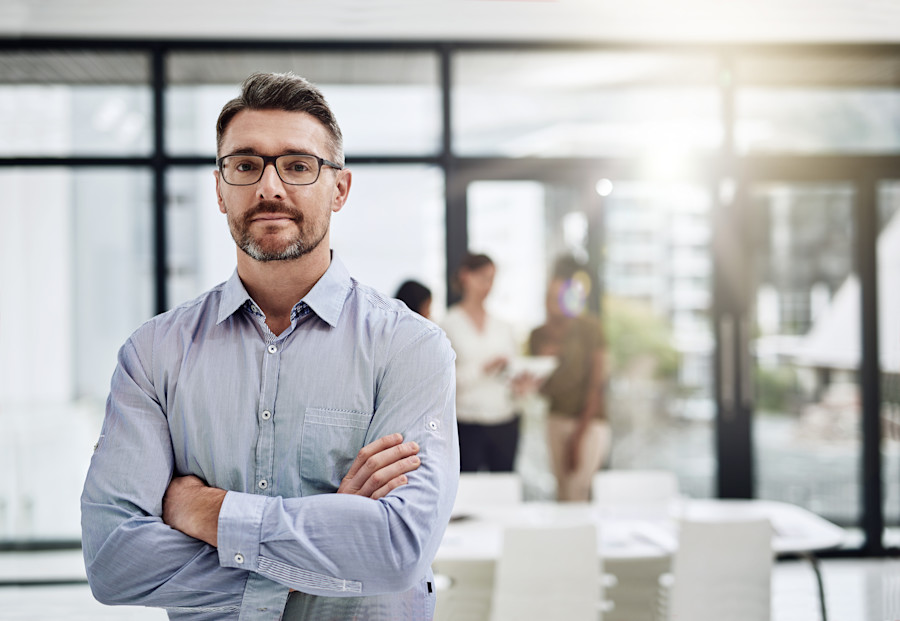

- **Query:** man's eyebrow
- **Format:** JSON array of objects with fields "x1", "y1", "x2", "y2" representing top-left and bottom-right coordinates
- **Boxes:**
[{"x1": 225, "y1": 146, "x2": 315, "y2": 156}]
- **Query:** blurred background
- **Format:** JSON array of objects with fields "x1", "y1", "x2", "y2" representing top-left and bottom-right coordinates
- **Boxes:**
[{"x1": 1, "y1": 0, "x2": 900, "y2": 585}]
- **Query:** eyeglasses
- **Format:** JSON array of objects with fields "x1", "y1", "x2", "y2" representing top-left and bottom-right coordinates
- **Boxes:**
[{"x1": 216, "y1": 153, "x2": 343, "y2": 186}]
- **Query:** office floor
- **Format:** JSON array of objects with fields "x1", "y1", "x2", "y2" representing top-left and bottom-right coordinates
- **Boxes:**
[{"x1": 0, "y1": 553, "x2": 898, "y2": 620}]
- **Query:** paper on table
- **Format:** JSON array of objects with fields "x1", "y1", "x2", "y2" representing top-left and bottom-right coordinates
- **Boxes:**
[{"x1": 506, "y1": 355, "x2": 558, "y2": 381}]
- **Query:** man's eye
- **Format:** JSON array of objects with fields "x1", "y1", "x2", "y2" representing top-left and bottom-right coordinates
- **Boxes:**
[
  {"x1": 283, "y1": 159, "x2": 311, "y2": 172},
  {"x1": 234, "y1": 160, "x2": 260, "y2": 172}
]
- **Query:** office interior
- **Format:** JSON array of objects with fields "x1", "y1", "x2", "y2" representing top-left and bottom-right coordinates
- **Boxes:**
[{"x1": 2, "y1": 1, "x2": 900, "y2": 619}]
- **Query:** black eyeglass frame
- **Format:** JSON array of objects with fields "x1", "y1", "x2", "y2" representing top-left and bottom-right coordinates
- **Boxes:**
[{"x1": 216, "y1": 152, "x2": 344, "y2": 186}]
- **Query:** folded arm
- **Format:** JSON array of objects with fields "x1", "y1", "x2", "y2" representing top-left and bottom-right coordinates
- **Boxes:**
[{"x1": 82, "y1": 324, "x2": 458, "y2": 606}]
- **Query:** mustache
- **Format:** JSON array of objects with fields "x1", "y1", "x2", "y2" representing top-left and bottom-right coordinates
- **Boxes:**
[{"x1": 244, "y1": 200, "x2": 303, "y2": 222}]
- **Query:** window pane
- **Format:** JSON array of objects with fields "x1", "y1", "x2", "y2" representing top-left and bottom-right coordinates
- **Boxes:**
[
  {"x1": 332, "y1": 165, "x2": 446, "y2": 311},
  {"x1": 879, "y1": 180, "x2": 900, "y2": 547},
  {"x1": 750, "y1": 182, "x2": 859, "y2": 528},
  {"x1": 602, "y1": 181, "x2": 715, "y2": 499},
  {"x1": 0, "y1": 168, "x2": 153, "y2": 540},
  {"x1": 737, "y1": 89, "x2": 900, "y2": 154},
  {"x1": 466, "y1": 179, "x2": 715, "y2": 501},
  {"x1": 0, "y1": 51, "x2": 151, "y2": 156},
  {"x1": 453, "y1": 51, "x2": 721, "y2": 157},
  {"x1": 736, "y1": 55, "x2": 900, "y2": 154},
  {"x1": 167, "y1": 164, "x2": 446, "y2": 314},
  {"x1": 166, "y1": 51, "x2": 441, "y2": 156}
]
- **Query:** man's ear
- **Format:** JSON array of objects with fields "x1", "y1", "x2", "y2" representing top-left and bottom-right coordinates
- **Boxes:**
[
  {"x1": 214, "y1": 169, "x2": 227, "y2": 214},
  {"x1": 331, "y1": 168, "x2": 352, "y2": 214}
]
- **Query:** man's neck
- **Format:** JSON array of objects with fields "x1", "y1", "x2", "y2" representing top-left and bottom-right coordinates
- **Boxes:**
[{"x1": 236, "y1": 249, "x2": 331, "y2": 335}]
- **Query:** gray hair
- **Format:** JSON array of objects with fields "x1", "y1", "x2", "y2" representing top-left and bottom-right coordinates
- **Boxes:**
[{"x1": 216, "y1": 71, "x2": 344, "y2": 165}]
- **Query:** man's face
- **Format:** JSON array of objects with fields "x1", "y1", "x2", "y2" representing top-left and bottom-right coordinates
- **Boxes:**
[{"x1": 214, "y1": 109, "x2": 351, "y2": 262}]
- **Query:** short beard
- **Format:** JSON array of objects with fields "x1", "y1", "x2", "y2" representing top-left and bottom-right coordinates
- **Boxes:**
[{"x1": 229, "y1": 200, "x2": 328, "y2": 262}]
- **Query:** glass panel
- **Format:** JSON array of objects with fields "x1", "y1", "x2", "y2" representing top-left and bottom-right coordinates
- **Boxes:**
[
  {"x1": 166, "y1": 51, "x2": 441, "y2": 156},
  {"x1": 750, "y1": 182, "x2": 859, "y2": 527},
  {"x1": 167, "y1": 164, "x2": 446, "y2": 314},
  {"x1": 0, "y1": 51, "x2": 151, "y2": 156},
  {"x1": 736, "y1": 89, "x2": 900, "y2": 154},
  {"x1": 453, "y1": 51, "x2": 721, "y2": 157},
  {"x1": 879, "y1": 181, "x2": 900, "y2": 547},
  {"x1": 466, "y1": 179, "x2": 715, "y2": 500},
  {"x1": 333, "y1": 165, "x2": 446, "y2": 311},
  {"x1": 602, "y1": 181, "x2": 715, "y2": 499},
  {"x1": 0, "y1": 168, "x2": 153, "y2": 541}
]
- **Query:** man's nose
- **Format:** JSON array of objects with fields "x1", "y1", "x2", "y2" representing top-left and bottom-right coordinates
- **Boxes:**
[{"x1": 257, "y1": 162, "x2": 286, "y2": 199}]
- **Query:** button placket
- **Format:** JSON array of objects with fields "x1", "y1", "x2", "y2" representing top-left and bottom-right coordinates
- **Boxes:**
[{"x1": 256, "y1": 337, "x2": 280, "y2": 498}]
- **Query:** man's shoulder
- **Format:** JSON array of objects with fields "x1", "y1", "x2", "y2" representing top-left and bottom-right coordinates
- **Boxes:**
[
  {"x1": 345, "y1": 278, "x2": 448, "y2": 347},
  {"x1": 129, "y1": 282, "x2": 228, "y2": 342}
]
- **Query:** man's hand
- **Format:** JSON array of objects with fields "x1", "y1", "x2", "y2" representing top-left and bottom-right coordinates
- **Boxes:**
[
  {"x1": 163, "y1": 475, "x2": 225, "y2": 547},
  {"x1": 338, "y1": 433, "x2": 421, "y2": 499}
]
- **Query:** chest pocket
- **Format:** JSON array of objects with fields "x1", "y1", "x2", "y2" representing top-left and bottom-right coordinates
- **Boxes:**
[{"x1": 299, "y1": 408, "x2": 372, "y2": 496}]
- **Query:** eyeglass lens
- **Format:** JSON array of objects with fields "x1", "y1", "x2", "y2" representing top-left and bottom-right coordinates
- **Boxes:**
[{"x1": 220, "y1": 154, "x2": 320, "y2": 186}]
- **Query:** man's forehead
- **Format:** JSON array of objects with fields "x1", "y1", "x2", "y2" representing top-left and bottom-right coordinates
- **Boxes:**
[{"x1": 221, "y1": 109, "x2": 329, "y2": 152}]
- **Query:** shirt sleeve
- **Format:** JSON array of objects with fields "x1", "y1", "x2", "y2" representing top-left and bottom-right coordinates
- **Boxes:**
[
  {"x1": 80, "y1": 329, "x2": 246, "y2": 613},
  {"x1": 215, "y1": 323, "x2": 460, "y2": 597}
]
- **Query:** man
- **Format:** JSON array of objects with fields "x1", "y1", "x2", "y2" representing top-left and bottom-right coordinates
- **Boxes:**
[{"x1": 81, "y1": 71, "x2": 459, "y2": 621}]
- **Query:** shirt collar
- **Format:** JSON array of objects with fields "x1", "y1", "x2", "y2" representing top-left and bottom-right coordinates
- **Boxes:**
[{"x1": 216, "y1": 252, "x2": 351, "y2": 328}]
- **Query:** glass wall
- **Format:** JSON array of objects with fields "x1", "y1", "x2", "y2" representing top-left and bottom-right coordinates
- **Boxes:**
[
  {"x1": 749, "y1": 182, "x2": 860, "y2": 526},
  {"x1": 0, "y1": 167, "x2": 153, "y2": 540},
  {"x1": 1, "y1": 41, "x2": 899, "y2": 554},
  {"x1": 735, "y1": 55, "x2": 900, "y2": 154},
  {"x1": 453, "y1": 50, "x2": 721, "y2": 157},
  {"x1": 879, "y1": 181, "x2": 900, "y2": 545},
  {"x1": 166, "y1": 51, "x2": 442, "y2": 157}
]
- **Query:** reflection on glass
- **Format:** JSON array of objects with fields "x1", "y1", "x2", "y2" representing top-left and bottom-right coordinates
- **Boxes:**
[
  {"x1": 166, "y1": 165, "x2": 446, "y2": 314},
  {"x1": 879, "y1": 181, "x2": 900, "y2": 546},
  {"x1": 454, "y1": 51, "x2": 721, "y2": 157},
  {"x1": 0, "y1": 168, "x2": 153, "y2": 540},
  {"x1": 750, "y1": 183, "x2": 859, "y2": 526}
]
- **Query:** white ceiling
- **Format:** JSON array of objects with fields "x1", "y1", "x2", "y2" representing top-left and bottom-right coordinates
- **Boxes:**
[{"x1": 2, "y1": 0, "x2": 900, "y2": 44}]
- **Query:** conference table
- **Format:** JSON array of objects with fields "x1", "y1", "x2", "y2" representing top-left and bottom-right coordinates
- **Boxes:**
[{"x1": 433, "y1": 498, "x2": 845, "y2": 621}]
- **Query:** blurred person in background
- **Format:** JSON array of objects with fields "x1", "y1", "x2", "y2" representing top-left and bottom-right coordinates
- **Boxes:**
[
  {"x1": 528, "y1": 255, "x2": 608, "y2": 502},
  {"x1": 441, "y1": 252, "x2": 521, "y2": 472},
  {"x1": 394, "y1": 279, "x2": 433, "y2": 319}
]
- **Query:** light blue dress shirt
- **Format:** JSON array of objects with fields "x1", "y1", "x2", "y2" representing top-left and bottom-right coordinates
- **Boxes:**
[{"x1": 81, "y1": 253, "x2": 459, "y2": 620}]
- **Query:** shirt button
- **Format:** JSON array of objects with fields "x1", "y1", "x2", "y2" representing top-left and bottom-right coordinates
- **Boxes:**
[
  {"x1": 258, "y1": 479, "x2": 268, "y2": 490},
  {"x1": 267, "y1": 344, "x2": 278, "y2": 354},
  {"x1": 234, "y1": 553, "x2": 244, "y2": 564},
  {"x1": 261, "y1": 410, "x2": 272, "y2": 420},
  {"x1": 428, "y1": 420, "x2": 439, "y2": 431}
]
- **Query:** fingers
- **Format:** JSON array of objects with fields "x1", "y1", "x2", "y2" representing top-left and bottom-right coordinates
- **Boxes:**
[
  {"x1": 356, "y1": 452, "x2": 420, "y2": 499},
  {"x1": 342, "y1": 433, "x2": 404, "y2": 481},
  {"x1": 338, "y1": 434, "x2": 422, "y2": 498}
]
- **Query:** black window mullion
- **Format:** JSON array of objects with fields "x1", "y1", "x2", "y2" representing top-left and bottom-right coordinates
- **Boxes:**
[{"x1": 151, "y1": 45, "x2": 168, "y2": 314}]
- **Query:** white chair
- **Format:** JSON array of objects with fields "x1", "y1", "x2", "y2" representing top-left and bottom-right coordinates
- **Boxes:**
[
  {"x1": 592, "y1": 469, "x2": 679, "y2": 509},
  {"x1": 453, "y1": 472, "x2": 523, "y2": 514},
  {"x1": 659, "y1": 518, "x2": 774, "y2": 621},
  {"x1": 490, "y1": 524, "x2": 605, "y2": 621}
]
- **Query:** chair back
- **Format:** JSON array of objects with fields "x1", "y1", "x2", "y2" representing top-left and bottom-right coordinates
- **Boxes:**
[
  {"x1": 667, "y1": 518, "x2": 773, "y2": 621},
  {"x1": 490, "y1": 524, "x2": 602, "y2": 621},
  {"x1": 454, "y1": 472, "x2": 523, "y2": 514}
]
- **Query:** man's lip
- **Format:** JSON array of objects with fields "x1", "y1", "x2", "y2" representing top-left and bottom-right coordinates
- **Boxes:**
[{"x1": 252, "y1": 213, "x2": 295, "y2": 222}]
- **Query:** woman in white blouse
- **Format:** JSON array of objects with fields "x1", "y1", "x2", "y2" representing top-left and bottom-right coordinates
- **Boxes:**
[{"x1": 441, "y1": 253, "x2": 521, "y2": 472}]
